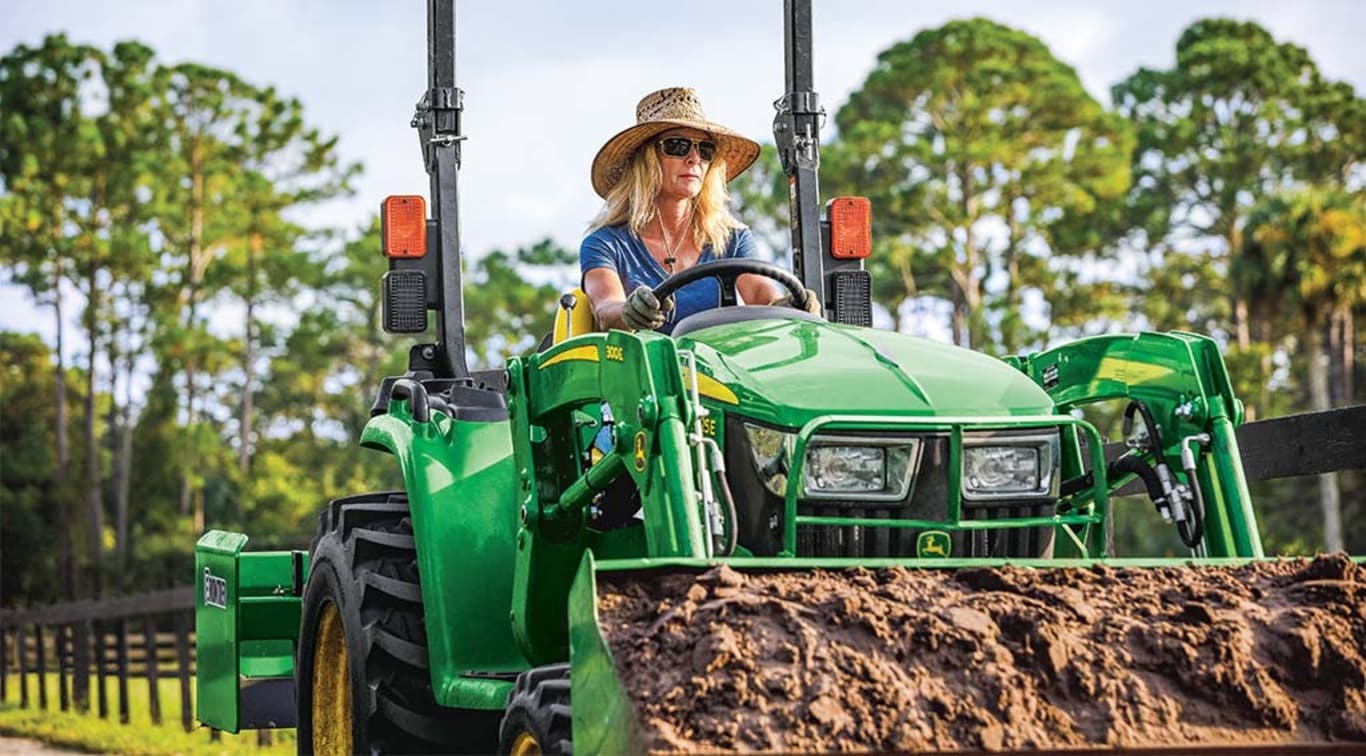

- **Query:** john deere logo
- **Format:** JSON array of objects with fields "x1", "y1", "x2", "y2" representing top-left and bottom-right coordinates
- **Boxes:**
[
  {"x1": 632, "y1": 431, "x2": 648, "y2": 472},
  {"x1": 917, "y1": 531, "x2": 951, "y2": 559}
]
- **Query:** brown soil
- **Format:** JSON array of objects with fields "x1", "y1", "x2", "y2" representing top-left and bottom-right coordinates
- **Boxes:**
[{"x1": 597, "y1": 554, "x2": 1366, "y2": 753}]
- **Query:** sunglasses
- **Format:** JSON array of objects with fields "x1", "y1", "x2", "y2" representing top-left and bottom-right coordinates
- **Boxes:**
[{"x1": 657, "y1": 136, "x2": 717, "y2": 162}]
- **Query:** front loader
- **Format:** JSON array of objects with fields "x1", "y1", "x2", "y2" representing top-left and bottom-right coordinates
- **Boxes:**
[{"x1": 193, "y1": 1, "x2": 1364, "y2": 753}]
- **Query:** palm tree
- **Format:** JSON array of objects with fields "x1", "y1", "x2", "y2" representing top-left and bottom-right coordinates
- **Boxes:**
[{"x1": 1240, "y1": 188, "x2": 1366, "y2": 551}]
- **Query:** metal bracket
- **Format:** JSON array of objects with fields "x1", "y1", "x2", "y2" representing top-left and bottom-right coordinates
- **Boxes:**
[
  {"x1": 776, "y1": 91, "x2": 821, "y2": 116},
  {"x1": 428, "y1": 85, "x2": 464, "y2": 114}
]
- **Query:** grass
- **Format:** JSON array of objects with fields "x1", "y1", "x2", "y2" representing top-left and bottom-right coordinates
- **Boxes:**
[{"x1": 0, "y1": 674, "x2": 294, "y2": 755}]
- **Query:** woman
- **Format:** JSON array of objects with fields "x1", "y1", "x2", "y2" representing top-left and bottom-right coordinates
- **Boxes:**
[{"x1": 581, "y1": 87, "x2": 819, "y2": 333}]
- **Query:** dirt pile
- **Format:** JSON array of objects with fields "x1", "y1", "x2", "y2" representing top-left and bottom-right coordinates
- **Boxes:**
[{"x1": 598, "y1": 554, "x2": 1366, "y2": 753}]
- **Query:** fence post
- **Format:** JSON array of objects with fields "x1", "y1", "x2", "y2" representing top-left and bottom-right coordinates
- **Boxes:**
[
  {"x1": 72, "y1": 620, "x2": 90, "y2": 712},
  {"x1": 145, "y1": 617, "x2": 162, "y2": 726},
  {"x1": 117, "y1": 618, "x2": 130, "y2": 724},
  {"x1": 175, "y1": 612, "x2": 193, "y2": 733},
  {"x1": 16, "y1": 624, "x2": 28, "y2": 709},
  {"x1": 95, "y1": 619, "x2": 109, "y2": 719},
  {"x1": 35, "y1": 624, "x2": 48, "y2": 711},
  {"x1": 57, "y1": 624, "x2": 70, "y2": 712},
  {"x1": 0, "y1": 625, "x2": 7, "y2": 703}
]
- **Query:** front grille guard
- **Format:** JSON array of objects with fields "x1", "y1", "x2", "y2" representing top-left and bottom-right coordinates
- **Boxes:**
[{"x1": 780, "y1": 414, "x2": 1111, "y2": 558}]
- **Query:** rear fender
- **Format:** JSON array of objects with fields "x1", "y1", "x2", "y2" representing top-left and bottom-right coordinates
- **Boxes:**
[{"x1": 359, "y1": 394, "x2": 527, "y2": 709}]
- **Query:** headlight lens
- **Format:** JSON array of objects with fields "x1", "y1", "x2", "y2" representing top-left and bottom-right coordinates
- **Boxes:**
[
  {"x1": 803, "y1": 438, "x2": 919, "y2": 500},
  {"x1": 962, "y1": 432, "x2": 1058, "y2": 499},
  {"x1": 743, "y1": 423, "x2": 795, "y2": 496}
]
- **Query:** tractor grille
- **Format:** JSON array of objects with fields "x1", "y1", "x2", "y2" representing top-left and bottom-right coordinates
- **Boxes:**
[
  {"x1": 797, "y1": 499, "x2": 1054, "y2": 558},
  {"x1": 724, "y1": 417, "x2": 1056, "y2": 559}
]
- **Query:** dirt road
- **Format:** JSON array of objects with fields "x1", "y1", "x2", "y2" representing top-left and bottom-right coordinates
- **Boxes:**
[{"x1": 0, "y1": 737, "x2": 87, "y2": 754}]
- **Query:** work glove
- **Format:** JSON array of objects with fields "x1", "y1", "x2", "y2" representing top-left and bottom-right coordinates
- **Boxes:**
[
  {"x1": 778, "y1": 287, "x2": 822, "y2": 317},
  {"x1": 622, "y1": 285, "x2": 674, "y2": 331}
]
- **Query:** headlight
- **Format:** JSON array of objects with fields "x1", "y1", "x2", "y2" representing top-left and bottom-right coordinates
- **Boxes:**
[
  {"x1": 802, "y1": 437, "x2": 919, "y2": 501},
  {"x1": 743, "y1": 423, "x2": 795, "y2": 496},
  {"x1": 962, "y1": 431, "x2": 1059, "y2": 500}
]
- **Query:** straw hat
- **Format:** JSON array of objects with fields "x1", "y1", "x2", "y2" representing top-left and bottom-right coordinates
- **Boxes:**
[{"x1": 591, "y1": 87, "x2": 761, "y2": 198}]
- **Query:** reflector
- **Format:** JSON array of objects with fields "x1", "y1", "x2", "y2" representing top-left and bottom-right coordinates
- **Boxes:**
[
  {"x1": 382, "y1": 195, "x2": 427, "y2": 258},
  {"x1": 828, "y1": 197, "x2": 871, "y2": 259}
]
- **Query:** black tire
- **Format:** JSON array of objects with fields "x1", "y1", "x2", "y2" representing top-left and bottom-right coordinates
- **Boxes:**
[
  {"x1": 498, "y1": 664, "x2": 572, "y2": 755},
  {"x1": 296, "y1": 492, "x2": 500, "y2": 754}
]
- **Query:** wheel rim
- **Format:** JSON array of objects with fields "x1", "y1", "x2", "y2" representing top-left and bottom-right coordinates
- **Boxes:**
[
  {"x1": 311, "y1": 601, "x2": 352, "y2": 755},
  {"x1": 509, "y1": 732, "x2": 542, "y2": 756}
]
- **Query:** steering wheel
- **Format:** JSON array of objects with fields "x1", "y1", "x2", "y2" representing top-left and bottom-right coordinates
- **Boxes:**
[{"x1": 652, "y1": 258, "x2": 809, "y2": 311}]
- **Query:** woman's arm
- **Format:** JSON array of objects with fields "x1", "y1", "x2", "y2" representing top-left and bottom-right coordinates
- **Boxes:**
[
  {"x1": 737, "y1": 273, "x2": 785, "y2": 305},
  {"x1": 584, "y1": 267, "x2": 630, "y2": 331}
]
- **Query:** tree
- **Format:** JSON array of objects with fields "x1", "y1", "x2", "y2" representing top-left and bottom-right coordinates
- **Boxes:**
[
  {"x1": 1240, "y1": 188, "x2": 1366, "y2": 551},
  {"x1": 464, "y1": 238, "x2": 577, "y2": 367},
  {"x1": 146, "y1": 63, "x2": 247, "y2": 529},
  {"x1": 0, "y1": 34, "x2": 100, "y2": 602},
  {"x1": 0, "y1": 333, "x2": 69, "y2": 606},
  {"x1": 828, "y1": 18, "x2": 1132, "y2": 352},
  {"x1": 211, "y1": 86, "x2": 358, "y2": 475},
  {"x1": 728, "y1": 145, "x2": 790, "y2": 260},
  {"x1": 1112, "y1": 19, "x2": 1362, "y2": 414},
  {"x1": 258, "y1": 219, "x2": 398, "y2": 443}
]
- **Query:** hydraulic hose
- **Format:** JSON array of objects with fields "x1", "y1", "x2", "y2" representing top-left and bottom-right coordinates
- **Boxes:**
[
  {"x1": 1126, "y1": 398, "x2": 1202, "y2": 544},
  {"x1": 1177, "y1": 434, "x2": 1210, "y2": 549},
  {"x1": 1108, "y1": 455, "x2": 1168, "y2": 516},
  {"x1": 1123, "y1": 399, "x2": 1165, "y2": 452},
  {"x1": 716, "y1": 469, "x2": 739, "y2": 557}
]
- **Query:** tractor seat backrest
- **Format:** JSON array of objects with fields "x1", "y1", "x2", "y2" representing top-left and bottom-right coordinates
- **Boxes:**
[{"x1": 552, "y1": 288, "x2": 597, "y2": 345}]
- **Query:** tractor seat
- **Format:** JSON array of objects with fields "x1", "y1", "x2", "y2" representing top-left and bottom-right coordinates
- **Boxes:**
[{"x1": 547, "y1": 288, "x2": 596, "y2": 347}]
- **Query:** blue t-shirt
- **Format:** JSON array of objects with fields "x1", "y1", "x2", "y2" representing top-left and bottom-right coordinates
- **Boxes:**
[{"x1": 580, "y1": 224, "x2": 758, "y2": 334}]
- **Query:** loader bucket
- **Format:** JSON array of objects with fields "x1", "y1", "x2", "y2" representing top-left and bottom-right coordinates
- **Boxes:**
[{"x1": 568, "y1": 550, "x2": 1366, "y2": 754}]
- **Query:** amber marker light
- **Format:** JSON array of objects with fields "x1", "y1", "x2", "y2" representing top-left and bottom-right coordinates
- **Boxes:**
[
  {"x1": 828, "y1": 196, "x2": 871, "y2": 259},
  {"x1": 382, "y1": 195, "x2": 428, "y2": 258}
]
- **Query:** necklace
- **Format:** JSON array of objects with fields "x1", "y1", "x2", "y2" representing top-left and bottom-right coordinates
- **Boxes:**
[{"x1": 657, "y1": 208, "x2": 693, "y2": 274}]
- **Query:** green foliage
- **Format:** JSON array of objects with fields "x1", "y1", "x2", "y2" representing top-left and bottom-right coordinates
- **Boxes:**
[
  {"x1": 827, "y1": 18, "x2": 1133, "y2": 352},
  {"x1": 464, "y1": 237, "x2": 577, "y2": 368},
  {"x1": 0, "y1": 334, "x2": 64, "y2": 605},
  {"x1": 1111, "y1": 18, "x2": 1363, "y2": 420},
  {"x1": 728, "y1": 144, "x2": 790, "y2": 258},
  {"x1": 1240, "y1": 188, "x2": 1366, "y2": 326}
]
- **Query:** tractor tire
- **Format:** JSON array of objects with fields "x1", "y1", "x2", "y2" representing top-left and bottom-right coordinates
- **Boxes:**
[
  {"x1": 295, "y1": 491, "x2": 499, "y2": 754},
  {"x1": 498, "y1": 664, "x2": 572, "y2": 755}
]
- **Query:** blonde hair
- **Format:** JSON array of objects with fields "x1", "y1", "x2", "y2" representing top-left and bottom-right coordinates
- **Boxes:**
[{"x1": 588, "y1": 140, "x2": 743, "y2": 254}]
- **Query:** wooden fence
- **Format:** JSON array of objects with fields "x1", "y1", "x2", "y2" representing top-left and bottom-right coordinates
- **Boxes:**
[{"x1": 0, "y1": 587, "x2": 197, "y2": 731}]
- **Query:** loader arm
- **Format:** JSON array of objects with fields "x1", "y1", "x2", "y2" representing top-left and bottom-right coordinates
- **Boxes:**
[{"x1": 1006, "y1": 330, "x2": 1262, "y2": 557}]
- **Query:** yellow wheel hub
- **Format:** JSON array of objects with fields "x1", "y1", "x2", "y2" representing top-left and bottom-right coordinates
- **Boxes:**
[
  {"x1": 510, "y1": 732, "x2": 542, "y2": 756},
  {"x1": 311, "y1": 601, "x2": 352, "y2": 755}
]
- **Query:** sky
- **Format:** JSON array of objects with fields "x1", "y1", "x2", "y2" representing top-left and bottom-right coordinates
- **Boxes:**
[{"x1": 2, "y1": 0, "x2": 1363, "y2": 348}]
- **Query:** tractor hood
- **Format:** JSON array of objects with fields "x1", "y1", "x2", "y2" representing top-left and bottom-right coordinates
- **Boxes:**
[{"x1": 676, "y1": 317, "x2": 1053, "y2": 428}]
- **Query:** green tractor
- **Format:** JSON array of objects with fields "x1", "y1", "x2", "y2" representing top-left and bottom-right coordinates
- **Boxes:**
[{"x1": 195, "y1": 1, "x2": 1280, "y2": 753}]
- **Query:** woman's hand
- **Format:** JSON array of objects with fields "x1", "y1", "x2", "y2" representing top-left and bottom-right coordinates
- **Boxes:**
[
  {"x1": 775, "y1": 287, "x2": 822, "y2": 316},
  {"x1": 622, "y1": 285, "x2": 675, "y2": 331}
]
